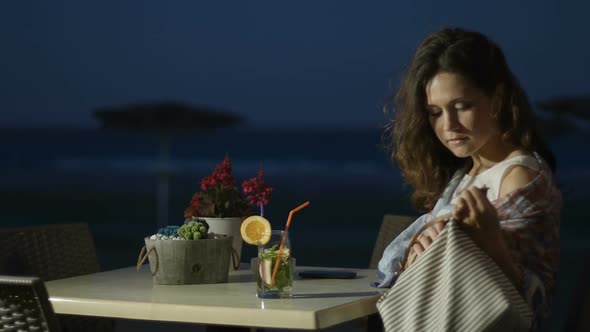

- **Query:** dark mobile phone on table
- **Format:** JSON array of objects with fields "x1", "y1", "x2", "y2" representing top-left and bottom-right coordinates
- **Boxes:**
[{"x1": 298, "y1": 270, "x2": 357, "y2": 279}]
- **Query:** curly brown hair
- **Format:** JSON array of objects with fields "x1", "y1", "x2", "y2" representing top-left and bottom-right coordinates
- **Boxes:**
[{"x1": 384, "y1": 28, "x2": 555, "y2": 211}]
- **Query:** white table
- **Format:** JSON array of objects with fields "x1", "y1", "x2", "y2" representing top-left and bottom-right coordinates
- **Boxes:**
[{"x1": 45, "y1": 266, "x2": 384, "y2": 330}]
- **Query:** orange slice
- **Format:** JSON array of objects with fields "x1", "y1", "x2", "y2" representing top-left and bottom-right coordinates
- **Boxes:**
[{"x1": 240, "y1": 215, "x2": 272, "y2": 245}]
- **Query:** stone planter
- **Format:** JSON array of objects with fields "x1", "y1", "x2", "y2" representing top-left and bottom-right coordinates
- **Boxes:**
[{"x1": 141, "y1": 234, "x2": 234, "y2": 285}]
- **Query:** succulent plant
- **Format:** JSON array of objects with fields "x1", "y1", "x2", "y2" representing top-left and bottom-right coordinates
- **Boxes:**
[
  {"x1": 177, "y1": 217, "x2": 210, "y2": 240},
  {"x1": 157, "y1": 225, "x2": 179, "y2": 238}
]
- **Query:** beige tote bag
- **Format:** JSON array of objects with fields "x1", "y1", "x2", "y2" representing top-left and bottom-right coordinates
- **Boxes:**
[{"x1": 376, "y1": 220, "x2": 532, "y2": 332}]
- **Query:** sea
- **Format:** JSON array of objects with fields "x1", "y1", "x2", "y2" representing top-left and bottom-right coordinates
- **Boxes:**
[{"x1": 1, "y1": 127, "x2": 589, "y2": 329}]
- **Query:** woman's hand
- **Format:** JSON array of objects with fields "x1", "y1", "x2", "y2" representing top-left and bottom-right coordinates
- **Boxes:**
[
  {"x1": 451, "y1": 186, "x2": 503, "y2": 251},
  {"x1": 407, "y1": 186, "x2": 498, "y2": 268},
  {"x1": 452, "y1": 186, "x2": 497, "y2": 227},
  {"x1": 406, "y1": 220, "x2": 446, "y2": 267}
]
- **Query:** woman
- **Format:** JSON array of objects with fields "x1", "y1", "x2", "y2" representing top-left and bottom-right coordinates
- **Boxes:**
[{"x1": 376, "y1": 28, "x2": 561, "y2": 329}]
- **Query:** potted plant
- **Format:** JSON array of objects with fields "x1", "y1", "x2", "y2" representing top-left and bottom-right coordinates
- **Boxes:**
[
  {"x1": 183, "y1": 156, "x2": 273, "y2": 264},
  {"x1": 139, "y1": 220, "x2": 236, "y2": 285}
]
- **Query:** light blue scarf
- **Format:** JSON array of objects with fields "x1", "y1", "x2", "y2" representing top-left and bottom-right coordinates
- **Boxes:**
[{"x1": 373, "y1": 170, "x2": 465, "y2": 288}]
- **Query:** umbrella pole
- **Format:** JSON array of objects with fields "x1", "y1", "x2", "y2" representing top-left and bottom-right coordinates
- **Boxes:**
[{"x1": 157, "y1": 134, "x2": 170, "y2": 229}]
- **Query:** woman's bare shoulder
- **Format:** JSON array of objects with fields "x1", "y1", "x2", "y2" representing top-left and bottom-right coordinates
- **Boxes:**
[{"x1": 499, "y1": 165, "x2": 538, "y2": 197}]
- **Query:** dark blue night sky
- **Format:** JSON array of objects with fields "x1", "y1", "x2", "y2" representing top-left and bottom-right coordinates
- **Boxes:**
[{"x1": 1, "y1": 1, "x2": 588, "y2": 128}]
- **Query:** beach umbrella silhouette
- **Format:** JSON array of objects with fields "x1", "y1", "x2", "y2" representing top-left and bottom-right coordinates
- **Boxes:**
[
  {"x1": 94, "y1": 101, "x2": 245, "y2": 229},
  {"x1": 537, "y1": 95, "x2": 590, "y2": 120},
  {"x1": 535, "y1": 95, "x2": 590, "y2": 137}
]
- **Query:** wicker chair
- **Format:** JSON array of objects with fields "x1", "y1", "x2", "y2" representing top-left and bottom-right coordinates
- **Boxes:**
[
  {"x1": 353, "y1": 214, "x2": 415, "y2": 332},
  {"x1": 0, "y1": 223, "x2": 114, "y2": 332},
  {"x1": 369, "y1": 214, "x2": 416, "y2": 269},
  {"x1": 0, "y1": 223, "x2": 100, "y2": 281},
  {"x1": 0, "y1": 275, "x2": 61, "y2": 332}
]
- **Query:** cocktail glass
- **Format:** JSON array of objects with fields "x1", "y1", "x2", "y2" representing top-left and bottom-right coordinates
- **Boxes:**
[{"x1": 256, "y1": 230, "x2": 293, "y2": 298}]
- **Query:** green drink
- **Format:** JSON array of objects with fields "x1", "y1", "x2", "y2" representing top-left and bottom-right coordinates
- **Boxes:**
[{"x1": 256, "y1": 230, "x2": 293, "y2": 298}]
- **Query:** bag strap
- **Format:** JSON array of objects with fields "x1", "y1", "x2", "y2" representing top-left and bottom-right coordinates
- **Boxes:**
[{"x1": 399, "y1": 212, "x2": 453, "y2": 272}]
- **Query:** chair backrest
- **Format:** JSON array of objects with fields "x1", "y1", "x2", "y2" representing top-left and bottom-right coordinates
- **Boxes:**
[
  {"x1": 0, "y1": 225, "x2": 114, "y2": 332},
  {"x1": 369, "y1": 214, "x2": 416, "y2": 269},
  {"x1": 0, "y1": 223, "x2": 100, "y2": 281},
  {"x1": 563, "y1": 253, "x2": 590, "y2": 332},
  {"x1": 0, "y1": 275, "x2": 61, "y2": 332}
]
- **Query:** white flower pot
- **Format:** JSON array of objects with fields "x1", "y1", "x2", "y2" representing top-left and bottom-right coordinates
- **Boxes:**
[{"x1": 202, "y1": 217, "x2": 245, "y2": 269}]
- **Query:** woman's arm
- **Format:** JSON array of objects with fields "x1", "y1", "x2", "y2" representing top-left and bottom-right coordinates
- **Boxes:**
[
  {"x1": 451, "y1": 186, "x2": 522, "y2": 287},
  {"x1": 452, "y1": 165, "x2": 537, "y2": 288}
]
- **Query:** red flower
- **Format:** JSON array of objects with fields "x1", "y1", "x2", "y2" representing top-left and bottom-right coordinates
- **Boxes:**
[
  {"x1": 200, "y1": 156, "x2": 235, "y2": 190},
  {"x1": 242, "y1": 167, "x2": 273, "y2": 208},
  {"x1": 185, "y1": 157, "x2": 272, "y2": 218}
]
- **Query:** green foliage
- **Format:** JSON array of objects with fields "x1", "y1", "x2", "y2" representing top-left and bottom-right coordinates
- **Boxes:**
[{"x1": 258, "y1": 245, "x2": 293, "y2": 290}]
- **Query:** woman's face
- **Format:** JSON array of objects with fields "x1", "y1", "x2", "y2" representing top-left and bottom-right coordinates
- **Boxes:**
[{"x1": 425, "y1": 71, "x2": 499, "y2": 159}]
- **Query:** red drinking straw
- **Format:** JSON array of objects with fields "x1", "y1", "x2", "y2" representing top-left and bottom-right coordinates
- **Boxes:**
[{"x1": 268, "y1": 201, "x2": 310, "y2": 288}]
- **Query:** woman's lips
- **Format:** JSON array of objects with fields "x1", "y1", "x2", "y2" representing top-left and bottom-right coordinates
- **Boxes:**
[{"x1": 447, "y1": 137, "x2": 467, "y2": 144}]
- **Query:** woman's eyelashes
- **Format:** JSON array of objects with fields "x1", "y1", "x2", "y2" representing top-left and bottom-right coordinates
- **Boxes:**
[
  {"x1": 428, "y1": 109, "x2": 442, "y2": 117},
  {"x1": 427, "y1": 100, "x2": 473, "y2": 118}
]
